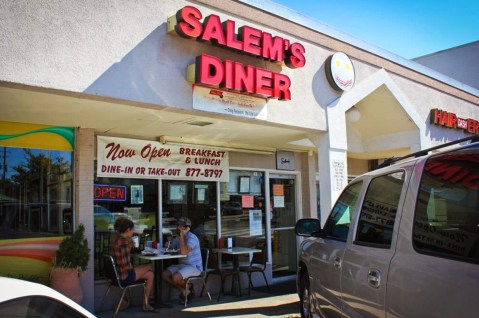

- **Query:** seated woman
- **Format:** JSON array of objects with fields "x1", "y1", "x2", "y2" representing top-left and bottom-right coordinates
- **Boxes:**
[{"x1": 110, "y1": 217, "x2": 158, "y2": 313}]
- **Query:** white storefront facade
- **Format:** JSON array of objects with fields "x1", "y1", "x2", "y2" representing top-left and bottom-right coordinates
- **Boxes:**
[{"x1": 1, "y1": 0, "x2": 478, "y2": 311}]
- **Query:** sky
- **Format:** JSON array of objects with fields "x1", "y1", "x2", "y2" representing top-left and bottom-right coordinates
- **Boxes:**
[{"x1": 271, "y1": 0, "x2": 479, "y2": 59}]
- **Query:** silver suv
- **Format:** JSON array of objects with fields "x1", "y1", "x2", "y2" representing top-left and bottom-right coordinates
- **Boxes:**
[{"x1": 295, "y1": 136, "x2": 479, "y2": 318}]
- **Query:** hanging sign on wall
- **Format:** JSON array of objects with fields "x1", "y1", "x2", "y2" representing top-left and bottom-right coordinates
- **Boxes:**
[
  {"x1": 167, "y1": 5, "x2": 306, "y2": 101},
  {"x1": 97, "y1": 136, "x2": 229, "y2": 182},
  {"x1": 276, "y1": 150, "x2": 295, "y2": 170},
  {"x1": 431, "y1": 108, "x2": 479, "y2": 134},
  {"x1": 325, "y1": 52, "x2": 355, "y2": 92},
  {"x1": 192, "y1": 85, "x2": 267, "y2": 120}
]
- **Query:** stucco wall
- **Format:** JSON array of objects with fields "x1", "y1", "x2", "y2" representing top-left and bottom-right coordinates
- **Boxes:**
[
  {"x1": 391, "y1": 72, "x2": 479, "y2": 146},
  {"x1": 0, "y1": 0, "x2": 327, "y2": 131},
  {"x1": 413, "y1": 42, "x2": 479, "y2": 90}
]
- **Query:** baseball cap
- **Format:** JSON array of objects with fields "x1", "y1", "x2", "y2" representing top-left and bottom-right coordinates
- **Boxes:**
[{"x1": 177, "y1": 217, "x2": 191, "y2": 227}]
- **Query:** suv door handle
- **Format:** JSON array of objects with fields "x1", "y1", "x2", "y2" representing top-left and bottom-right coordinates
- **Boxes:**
[
  {"x1": 368, "y1": 268, "x2": 381, "y2": 288},
  {"x1": 333, "y1": 256, "x2": 342, "y2": 269}
]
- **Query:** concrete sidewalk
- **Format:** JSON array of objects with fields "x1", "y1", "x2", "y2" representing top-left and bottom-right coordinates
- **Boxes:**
[{"x1": 95, "y1": 278, "x2": 300, "y2": 318}]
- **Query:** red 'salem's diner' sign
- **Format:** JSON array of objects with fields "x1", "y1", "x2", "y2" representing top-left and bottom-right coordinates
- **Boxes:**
[
  {"x1": 174, "y1": 6, "x2": 305, "y2": 67},
  {"x1": 169, "y1": 5, "x2": 306, "y2": 101}
]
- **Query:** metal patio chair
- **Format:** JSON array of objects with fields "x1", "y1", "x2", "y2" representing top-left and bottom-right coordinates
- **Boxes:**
[
  {"x1": 239, "y1": 241, "x2": 270, "y2": 296},
  {"x1": 100, "y1": 254, "x2": 146, "y2": 317}
]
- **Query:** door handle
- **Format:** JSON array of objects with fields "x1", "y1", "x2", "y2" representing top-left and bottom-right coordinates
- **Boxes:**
[
  {"x1": 368, "y1": 268, "x2": 381, "y2": 288},
  {"x1": 333, "y1": 256, "x2": 342, "y2": 269}
]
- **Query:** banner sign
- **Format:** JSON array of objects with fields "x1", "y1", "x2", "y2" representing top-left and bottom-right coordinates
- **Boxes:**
[
  {"x1": 193, "y1": 85, "x2": 267, "y2": 120},
  {"x1": 97, "y1": 136, "x2": 229, "y2": 182}
]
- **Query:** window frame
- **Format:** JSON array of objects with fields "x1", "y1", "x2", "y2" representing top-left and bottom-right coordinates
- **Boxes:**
[{"x1": 353, "y1": 171, "x2": 405, "y2": 249}]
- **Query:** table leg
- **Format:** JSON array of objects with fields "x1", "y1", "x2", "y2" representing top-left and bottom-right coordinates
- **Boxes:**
[
  {"x1": 233, "y1": 256, "x2": 239, "y2": 270},
  {"x1": 232, "y1": 256, "x2": 241, "y2": 297},
  {"x1": 153, "y1": 260, "x2": 173, "y2": 308}
]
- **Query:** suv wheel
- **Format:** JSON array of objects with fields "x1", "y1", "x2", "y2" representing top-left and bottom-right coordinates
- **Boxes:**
[{"x1": 299, "y1": 272, "x2": 313, "y2": 318}]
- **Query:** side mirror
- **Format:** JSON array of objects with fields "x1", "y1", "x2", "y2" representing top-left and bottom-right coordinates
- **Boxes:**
[{"x1": 295, "y1": 218, "x2": 322, "y2": 237}]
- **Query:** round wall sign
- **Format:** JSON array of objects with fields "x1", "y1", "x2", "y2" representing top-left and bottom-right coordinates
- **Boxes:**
[{"x1": 325, "y1": 52, "x2": 355, "y2": 92}]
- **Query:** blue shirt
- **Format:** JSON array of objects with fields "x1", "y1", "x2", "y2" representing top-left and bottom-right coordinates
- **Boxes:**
[{"x1": 172, "y1": 231, "x2": 202, "y2": 271}]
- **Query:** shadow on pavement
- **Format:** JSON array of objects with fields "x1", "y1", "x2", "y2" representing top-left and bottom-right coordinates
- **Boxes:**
[{"x1": 96, "y1": 277, "x2": 300, "y2": 318}]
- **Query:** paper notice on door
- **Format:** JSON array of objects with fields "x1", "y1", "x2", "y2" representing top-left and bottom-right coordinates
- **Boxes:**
[
  {"x1": 242, "y1": 195, "x2": 254, "y2": 208},
  {"x1": 272, "y1": 184, "x2": 284, "y2": 196},
  {"x1": 273, "y1": 196, "x2": 285, "y2": 208},
  {"x1": 249, "y1": 210, "x2": 262, "y2": 236}
]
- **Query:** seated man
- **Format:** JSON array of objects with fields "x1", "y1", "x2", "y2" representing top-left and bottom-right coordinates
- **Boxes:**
[{"x1": 162, "y1": 217, "x2": 202, "y2": 300}]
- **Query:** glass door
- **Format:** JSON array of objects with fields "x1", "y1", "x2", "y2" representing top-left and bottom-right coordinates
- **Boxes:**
[{"x1": 269, "y1": 175, "x2": 297, "y2": 277}]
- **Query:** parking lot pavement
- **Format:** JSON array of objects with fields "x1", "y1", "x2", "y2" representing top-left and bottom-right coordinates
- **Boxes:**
[{"x1": 96, "y1": 278, "x2": 300, "y2": 318}]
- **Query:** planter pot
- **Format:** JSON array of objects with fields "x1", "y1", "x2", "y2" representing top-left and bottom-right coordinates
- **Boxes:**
[{"x1": 50, "y1": 267, "x2": 83, "y2": 304}]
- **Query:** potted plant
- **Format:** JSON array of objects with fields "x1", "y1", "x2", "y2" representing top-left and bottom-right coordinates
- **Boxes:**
[{"x1": 50, "y1": 224, "x2": 90, "y2": 304}]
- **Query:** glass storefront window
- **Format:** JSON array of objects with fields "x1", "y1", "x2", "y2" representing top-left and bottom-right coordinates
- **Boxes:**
[
  {"x1": 160, "y1": 170, "x2": 266, "y2": 251},
  {"x1": 93, "y1": 178, "x2": 158, "y2": 235},
  {"x1": 0, "y1": 147, "x2": 73, "y2": 238},
  {"x1": 162, "y1": 180, "x2": 217, "y2": 248},
  {"x1": 93, "y1": 176, "x2": 158, "y2": 279},
  {"x1": 220, "y1": 170, "x2": 266, "y2": 249},
  {"x1": 92, "y1": 169, "x2": 266, "y2": 277}
]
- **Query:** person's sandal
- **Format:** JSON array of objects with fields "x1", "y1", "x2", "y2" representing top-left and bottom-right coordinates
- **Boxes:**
[
  {"x1": 179, "y1": 288, "x2": 195, "y2": 303},
  {"x1": 142, "y1": 304, "x2": 160, "y2": 313},
  {"x1": 179, "y1": 294, "x2": 195, "y2": 305}
]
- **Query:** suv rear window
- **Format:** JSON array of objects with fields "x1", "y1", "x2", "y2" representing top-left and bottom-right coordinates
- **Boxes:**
[
  {"x1": 355, "y1": 171, "x2": 405, "y2": 248},
  {"x1": 413, "y1": 146, "x2": 479, "y2": 263}
]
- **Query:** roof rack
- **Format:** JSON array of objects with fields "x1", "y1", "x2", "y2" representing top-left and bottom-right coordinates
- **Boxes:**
[{"x1": 377, "y1": 135, "x2": 479, "y2": 169}]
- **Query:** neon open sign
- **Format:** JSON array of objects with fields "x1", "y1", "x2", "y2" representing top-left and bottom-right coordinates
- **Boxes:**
[{"x1": 94, "y1": 184, "x2": 127, "y2": 202}]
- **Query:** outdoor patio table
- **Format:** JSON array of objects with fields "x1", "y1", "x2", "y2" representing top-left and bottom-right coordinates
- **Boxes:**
[
  {"x1": 212, "y1": 247, "x2": 261, "y2": 296},
  {"x1": 135, "y1": 252, "x2": 186, "y2": 307},
  {"x1": 213, "y1": 247, "x2": 261, "y2": 270}
]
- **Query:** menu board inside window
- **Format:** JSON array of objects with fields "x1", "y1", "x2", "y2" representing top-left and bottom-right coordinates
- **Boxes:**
[
  {"x1": 131, "y1": 185, "x2": 144, "y2": 204},
  {"x1": 239, "y1": 176, "x2": 250, "y2": 193},
  {"x1": 195, "y1": 184, "x2": 209, "y2": 204},
  {"x1": 168, "y1": 183, "x2": 187, "y2": 204}
]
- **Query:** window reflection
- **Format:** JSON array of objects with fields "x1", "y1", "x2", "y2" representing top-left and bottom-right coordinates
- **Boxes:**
[
  {"x1": 0, "y1": 147, "x2": 73, "y2": 238},
  {"x1": 93, "y1": 177, "x2": 158, "y2": 279},
  {"x1": 162, "y1": 180, "x2": 217, "y2": 248},
  {"x1": 219, "y1": 170, "x2": 266, "y2": 252},
  {"x1": 414, "y1": 150, "x2": 479, "y2": 261},
  {"x1": 161, "y1": 170, "x2": 266, "y2": 252}
]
